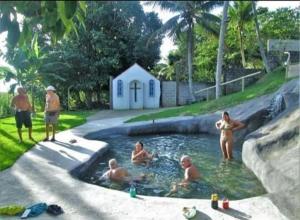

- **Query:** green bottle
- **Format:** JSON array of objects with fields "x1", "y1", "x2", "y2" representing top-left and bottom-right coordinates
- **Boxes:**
[{"x1": 130, "y1": 185, "x2": 136, "y2": 198}]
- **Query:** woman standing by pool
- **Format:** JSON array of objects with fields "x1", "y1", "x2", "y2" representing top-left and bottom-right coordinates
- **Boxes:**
[{"x1": 215, "y1": 112, "x2": 245, "y2": 160}]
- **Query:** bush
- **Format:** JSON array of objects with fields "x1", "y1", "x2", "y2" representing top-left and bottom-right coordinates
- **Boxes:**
[{"x1": 0, "y1": 93, "x2": 13, "y2": 118}]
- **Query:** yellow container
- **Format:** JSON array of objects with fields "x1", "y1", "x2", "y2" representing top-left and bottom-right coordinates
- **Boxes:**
[{"x1": 211, "y1": 194, "x2": 218, "y2": 201}]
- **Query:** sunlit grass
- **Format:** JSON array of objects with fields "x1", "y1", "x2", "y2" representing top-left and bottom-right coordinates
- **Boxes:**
[
  {"x1": 0, "y1": 110, "x2": 96, "y2": 170},
  {"x1": 127, "y1": 67, "x2": 287, "y2": 123}
]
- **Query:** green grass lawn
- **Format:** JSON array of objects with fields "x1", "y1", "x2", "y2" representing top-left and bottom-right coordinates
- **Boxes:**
[
  {"x1": 127, "y1": 67, "x2": 288, "y2": 123},
  {"x1": 0, "y1": 110, "x2": 96, "y2": 171}
]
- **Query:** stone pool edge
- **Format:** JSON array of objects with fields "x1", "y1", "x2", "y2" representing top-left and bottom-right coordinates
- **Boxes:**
[{"x1": 71, "y1": 79, "x2": 299, "y2": 219}]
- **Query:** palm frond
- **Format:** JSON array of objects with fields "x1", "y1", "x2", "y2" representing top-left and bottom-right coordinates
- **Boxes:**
[
  {"x1": 195, "y1": 16, "x2": 220, "y2": 37},
  {"x1": 146, "y1": 14, "x2": 181, "y2": 47},
  {"x1": 143, "y1": 1, "x2": 183, "y2": 13},
  {"x1": 197, "y1": 1, "x2": 224, "y2": 12},
  {"x1": 0, "y1": 66, "x2": 17, "y2": 79},
  {"x1": 198, "y1": 12, "x2": 221, "y2": 23},
  {"x1": 168, "y1": 18, "x2": 187, "y2": 38}
]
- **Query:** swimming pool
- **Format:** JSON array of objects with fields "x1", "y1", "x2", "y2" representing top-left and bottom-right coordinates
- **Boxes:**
[{"x1": 82, "y1": 134, "x2": 266, "y2": 199}]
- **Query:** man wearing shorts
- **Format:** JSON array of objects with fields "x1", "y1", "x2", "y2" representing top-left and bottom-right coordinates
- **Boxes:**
[
  {"x1": 44, "y1": 86, "x2": 60, "y2": 142},
  {"x1": 10, "y1": 87, "x2": 33, "y2": 143}
]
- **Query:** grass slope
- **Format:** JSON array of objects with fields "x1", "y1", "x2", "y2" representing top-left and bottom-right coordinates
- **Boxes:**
[
  {"x1": 127, "y1": 67, "x2": 288, "y2": 123},
  {"x1": 0, "y1": 111, "x2": 95, "y2": 170}
]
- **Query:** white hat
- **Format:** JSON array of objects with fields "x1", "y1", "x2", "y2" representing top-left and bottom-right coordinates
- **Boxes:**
[{"x1": 46, "y1": 85, "x2": 56, "y2": 91}]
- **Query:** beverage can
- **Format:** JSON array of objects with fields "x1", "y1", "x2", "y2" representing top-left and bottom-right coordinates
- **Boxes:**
[
  {"x1": 222, "y1": 199, "x2": 229, "y2": 209},
  {"x1": 211, "y1": 193, "x2": 218, "y2": 201}
]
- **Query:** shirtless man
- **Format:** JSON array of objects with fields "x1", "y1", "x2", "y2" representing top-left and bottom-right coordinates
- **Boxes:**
[
  {"x1": 10, "y1": 87, "x2": 33, "y2": 143},
  {"x1": 44, "y1": 86, "x2": 60, "y2": 142},
  {"x1": 167, "y1": 155, "x2": 200, "y2": 195},
  {"x1": 99, "y1": 158, "x2": 145, "y2": 183},
  {"x1": 131, "y1": 141, "x2": 154, "y2": 165},
  {"x1": 215, "y1": 111, "x2": 245, "y2": 160}
]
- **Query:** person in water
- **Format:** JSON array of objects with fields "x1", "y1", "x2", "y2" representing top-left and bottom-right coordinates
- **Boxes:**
[
  {"x1": 99, "y1": 158, "x2": 145, "y2": 183},
  {"x1": 131, "y1": 141, "x2": 155, "y2": 165},
  {"x1": 215, "y1": 111, "x2": 245, "y2": 160},
  {"x1": 167, "y1": 155, "x2": 201, "y2": 195}
]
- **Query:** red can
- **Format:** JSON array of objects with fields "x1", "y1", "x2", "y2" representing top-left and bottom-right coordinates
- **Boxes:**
[{"x1": 222, "y1": 199, "x2": 229, "y2": 209}]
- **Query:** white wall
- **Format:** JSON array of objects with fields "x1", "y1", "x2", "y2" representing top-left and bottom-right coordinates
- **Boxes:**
[{"x1": 113, "y1": 64, "x2": 160, "y2": 109}]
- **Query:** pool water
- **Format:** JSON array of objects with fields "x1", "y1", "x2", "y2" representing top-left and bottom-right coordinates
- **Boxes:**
[{"x1": 83, "y1": 134, "x2": 266, "y2": 199}]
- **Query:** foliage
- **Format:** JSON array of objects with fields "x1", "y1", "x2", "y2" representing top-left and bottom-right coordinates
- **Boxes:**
[
  {"x1": 146, "y1": 1, "x2": 222, "y2": 101},
  {"x1": 40, "y1": 1, "x2": 163, "y2": 109},
  {"x1": 1, "y1": 2, "x2": 163, "y2": 109},
  {"x1": 259, "y1": 7, "x2": 300, "y2": 42},
  {"x1": 194, "y1": 29, "x2": 218, "y2": 82},
  {"x1": 168, "y1": 6, "x2": 299, "y2": 82},
  {"x1": 0, "y1": 1, "x2": 86, "y2": 48},
  {"x1": 0, "y1": 110, "x2": 96, "y2": 170},
  {"x1": 228, "y1": 1, "x2": 253, "y2": 67},
  {"x1": 0, "y1": 92, "x2": 12, "y2": 117},
  {"x1": 126, "y1": 67, "x2": 287, "y2": 122}
]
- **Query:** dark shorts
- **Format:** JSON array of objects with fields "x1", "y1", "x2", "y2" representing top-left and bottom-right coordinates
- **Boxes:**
[{"x1": 15, "y1": 111, "x2": 32, "y2": 129}]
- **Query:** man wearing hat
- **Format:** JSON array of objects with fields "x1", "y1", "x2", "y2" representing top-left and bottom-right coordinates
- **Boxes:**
[
  {"x1": 10, "y1": 87, "x2": 33, "y2": 143},
  {"x1": 44, "y1": 86, "x2": 60, "y2": 141}
]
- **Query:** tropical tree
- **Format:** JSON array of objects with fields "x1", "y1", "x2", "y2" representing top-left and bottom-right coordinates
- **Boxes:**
[
  {"x1": 251, "y1": 1, "x2": 270, "y2": 73},
  {"x1": 215, "y1": 1, "x2": 229, "y2": 99},
  {"x1": 229, "y1": 1, "x2": 253, "y2": 67},
  {"x1": 40, "y1": 1, "x2": 163, "y2": 109},
  {"x1": 146, "y1": 1, "x2": 222, "y2": 102},
  {"x1": 2, "y1": 33, "x2": 50, "y2": 111},
  {"x1": 0, "y1": 1, "x2": 86, "y2": 48}
]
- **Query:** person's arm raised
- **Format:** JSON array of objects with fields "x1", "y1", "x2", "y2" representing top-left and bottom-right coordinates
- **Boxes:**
[
  {"x1": 232, "y1": 120, "x2": 245, "y2": 131},
  {"x1": 215, "y1": 120, "x2": 222, "y2": 129},
  {"x1": 131, "y1": 150, "x2": 144, "y2": 160}
]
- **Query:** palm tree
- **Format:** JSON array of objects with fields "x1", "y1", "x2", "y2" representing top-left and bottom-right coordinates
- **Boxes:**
[
  {"x1": 215, "y1": 1, "x2": 229, "y2": 99},
  {"x1": 229, "y1": 1, "x2": 253, "y2": 67},
  {"x1": 146, "y1": 1, "x2": 222, "y2": 102},
  {"x1": 251, "y1": 1, "x2": 271, "y2": 73}
]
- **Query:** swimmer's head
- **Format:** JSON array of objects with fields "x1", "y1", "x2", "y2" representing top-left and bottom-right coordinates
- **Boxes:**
[{"x1": 109, "y1": 158, "x2": 118, "y2": 169}]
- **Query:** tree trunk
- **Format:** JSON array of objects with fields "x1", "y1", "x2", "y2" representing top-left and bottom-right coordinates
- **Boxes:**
[
  {"x1": 252, "y1": 1, "x2": 271, "y2": 73},
  {"x1": 187, "y1": 22, "x2": 195, "y2": 103},
  {"x1": 85, "y1": 90, "x2": 93, "y2": 109},
  {"x1": 175, "y1": 61, "x2": 180, "y2": 106},
  {"x1": 239, "y1": 26, "x2": 246, "y2": 67},
  {"x1": 216, "y1": 1, "x2": 229, "y2": 99},
  {"x1": 31, "y1": 86, "x2": 35, "y2": 112}
]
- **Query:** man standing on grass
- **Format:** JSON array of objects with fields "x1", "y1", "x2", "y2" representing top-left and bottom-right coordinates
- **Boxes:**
[
  {"x1": 44, "y1": 86, "x2": 60, "y2": 142},
  {"x1": 10, "y1": 87, "x2": 33, "y2": 143}
]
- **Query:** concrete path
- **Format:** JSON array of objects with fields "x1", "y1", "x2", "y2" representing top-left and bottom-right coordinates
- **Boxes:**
[{"x1": 0, "y1": 110, "x2": 288, "y2": 220}]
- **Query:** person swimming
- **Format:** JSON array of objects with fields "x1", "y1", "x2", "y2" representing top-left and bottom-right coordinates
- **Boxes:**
[
  {"x1": 99, "y1": 158, "x2": 145, "y2": 184},
  {"x1": 165, "y1": 155, "x2": 201, "y2": 196},
  {"x1": 131, "y1": 141, "x2": 155, "y2": 165}
]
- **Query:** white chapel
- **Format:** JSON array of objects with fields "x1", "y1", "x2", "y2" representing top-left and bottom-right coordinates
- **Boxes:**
[{"x1": 112, "y1": 63, "x2": 160, "y2": 110}]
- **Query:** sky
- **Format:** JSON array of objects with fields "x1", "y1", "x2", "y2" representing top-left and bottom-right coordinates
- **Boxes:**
[{"x1": 1, "y1": 1, "x2": 299, "y2": 92}]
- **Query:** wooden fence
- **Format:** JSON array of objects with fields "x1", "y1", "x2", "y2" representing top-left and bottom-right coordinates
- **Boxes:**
[{"x1": 194, "y1": 71, "x2": 262, "y2": 101}]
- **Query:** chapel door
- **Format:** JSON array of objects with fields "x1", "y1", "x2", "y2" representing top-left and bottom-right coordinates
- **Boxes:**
[{"x1": 129, "y1": 80, "x2": 143, "y2": 109}]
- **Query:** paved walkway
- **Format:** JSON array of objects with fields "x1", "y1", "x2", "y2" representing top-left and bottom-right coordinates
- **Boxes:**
[{"x1": 0, "y1": 110, "x2": 288, "y2": 220}]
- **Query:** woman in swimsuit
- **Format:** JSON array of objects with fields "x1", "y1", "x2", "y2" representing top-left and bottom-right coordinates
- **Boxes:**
[{"x1": 215, "y1": 112, "x2": 245, "y2": 160}]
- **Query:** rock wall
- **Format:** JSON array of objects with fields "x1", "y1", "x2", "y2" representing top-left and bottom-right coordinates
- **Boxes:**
[
  {"x1": 223, "y1": 67, "x2": 261, "y2": 94},
  {"x1": 161, "y1": 81, "x2": 214, "y2": 107},
  {"x1": 242, "y1": 79, "x2": 300, "y2": 220},
  {"x1": 161, "y1": 81, "x2": 177, "y2": 107}
]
